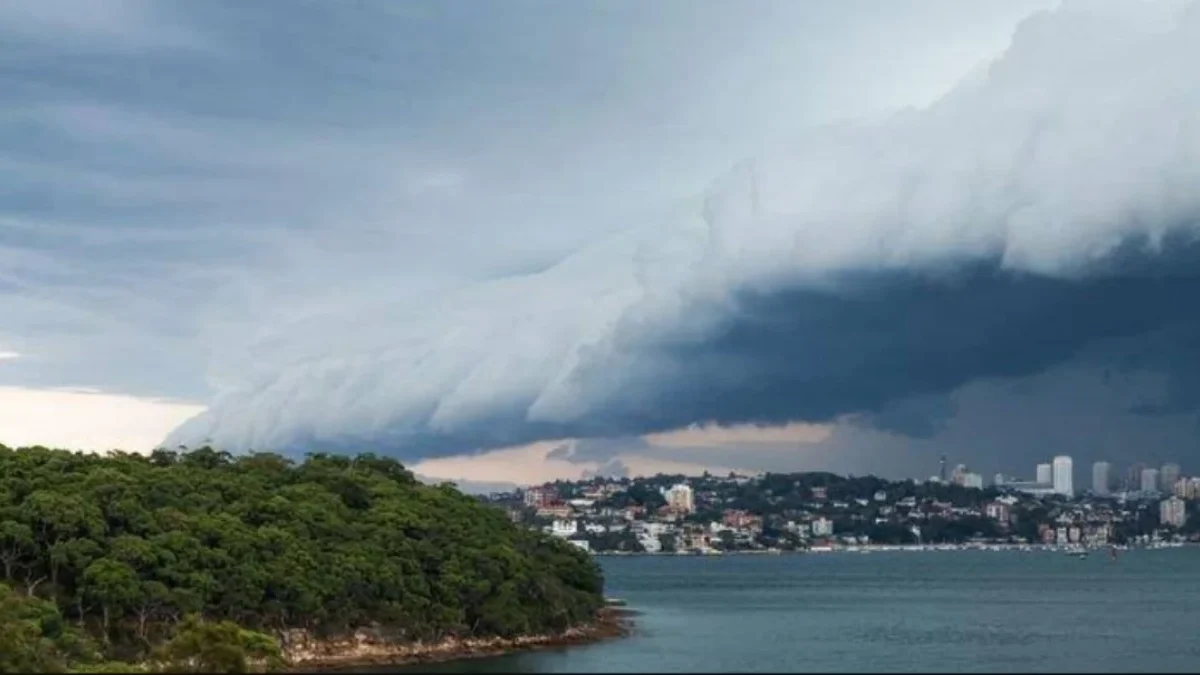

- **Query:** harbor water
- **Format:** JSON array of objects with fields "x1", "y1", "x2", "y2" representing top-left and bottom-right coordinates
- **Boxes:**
[{"x1": 401, "y1": 547, "x2": 1200, "y2": 673}]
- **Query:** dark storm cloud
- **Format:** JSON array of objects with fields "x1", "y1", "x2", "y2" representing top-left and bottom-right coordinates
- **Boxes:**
[
  {"x1": 4, "y1": 0, "x2": 1048, "y2": 419},
  {"x1": 1110, "y1": 325, "x2": 1200, "y2": 418},
  {"x1": 232, "y1": 239, "x2": 1200, "y2": 465},
  {"x1": 586, "y1": 239, "x2": 1200, "y2": 439},
  {"x1": 544, "y1": 439, "x2": 651, "y2": 468},
  {"x1": 164, "y1": 1, "x2": 1200, "y2": 460}
]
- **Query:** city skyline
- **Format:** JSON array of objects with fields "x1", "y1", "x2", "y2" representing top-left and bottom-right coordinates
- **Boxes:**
[
  {"x1": 502, "y1": 461, "x2": 1197, "y2": 555},
  {"x1": 942, "y1": 454, "x2": 1191, "y2": 499}
]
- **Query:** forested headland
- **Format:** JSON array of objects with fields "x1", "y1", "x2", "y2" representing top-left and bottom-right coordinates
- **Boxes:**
[{"x1": 0, "y1": 444, "x2": 607, "y2": 672}]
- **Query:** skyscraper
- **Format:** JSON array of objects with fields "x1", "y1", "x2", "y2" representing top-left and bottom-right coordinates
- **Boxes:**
[
  {"x1": 1052, "y1": 456, "x2": 1073, "y2": 497},
  {"x1": 1160, "y1": 496, "x2": 1187, "y2": 528},
  {"x1": 1173, "y1": 479, "x2": 1195, "y2": 500},
  {"x1": 1127, "y1": 463, "x2": 1146, "y2": 492},
  {"x1": 1036, "y1": 463, "x2": 1053, "y2": 485},
  {"x1": 1160, "y1": 463, "x2": 1181, "y2": 493},
  {"x1": 939, "y1": 454, "x2": 947, "y2": 483},
  {"x1": 1141, "y1": 468, "x2": 1160, "y2": 493},
  {"x1": 1092, "y1": 461, "x2": 1111, "y2": 496},
  {"x1": 666, "y1": 483, "x2": 695, "y2": 513}
]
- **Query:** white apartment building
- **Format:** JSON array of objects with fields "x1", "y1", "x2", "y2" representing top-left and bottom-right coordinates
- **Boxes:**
[
  {"x1": 638, "y1": 535, "x2": 662, "y2": 553},
  {"x1": 547, "y1": 519, "x2": 578, "y2": 538},
  {"x1": 812, "y1": 516, "x2": 834, "y2": 537},
  {"x1": 1172, "y1": 478, "x2": 1196, "y2": 500},
  {"x1": 1092, "y1": 461, "x2": 1111, "y2": 496},
  {"x1": 1160, "y1": 496, "x2": 1187, "y2": 528},
  {"x1": 1052, "y1": 456, "x2": 1073, "y2": 497},
  {"x1": 1037, "y1": 463, "x2": 1053, "y2": 485},
  {"x1": 1141, "y1": 468, "x2": 1160, "y2": 493},
  {"x1": 985, "y1": 501, "x2": 1011, "y2": 523},
  {"x1": 666, "y1": 483, "x2": 695, "y2": 514}
]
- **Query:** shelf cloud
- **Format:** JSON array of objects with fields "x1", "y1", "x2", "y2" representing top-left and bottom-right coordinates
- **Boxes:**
[{"x1": 165, "y1": 0, "x2": 1200, "y2": 460}]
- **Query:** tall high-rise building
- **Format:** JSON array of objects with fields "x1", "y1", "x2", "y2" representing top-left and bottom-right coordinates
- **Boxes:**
[
  {"x1": 1180, "y1": 478, "x2": 1200, "y2": 499},
  {"x1": 666, "y1": 483, "x2": 695, "y2": 514},
  {"x1": 1052, "y1": 456, "x2": 1073, "y2": 497},
  {"x1": 1127, "y1": 463, "x2": 1146, "y2": 492},
  {"x1": 1160, "y1": 496, "x2": 1187, "y2": 528},
  {"x1": 1092, "y1": 461, "x2": 1111, "y2": 496},
  {"x1": 1160, "y1": 463, "x2": 1181, "y2": 493},
  {"x1": 1173, "y1": 478, "x2": 1195, "y2": 500},
  {"x1": 1141, "y1": 468, "x2": 1160, "y2": 493},
  {"x1": 939, "y1": 454, "x2": 947, "y2": 483},
  {"x1": 1036, "y1": 463, "x2": 1053, "y2": 485}
]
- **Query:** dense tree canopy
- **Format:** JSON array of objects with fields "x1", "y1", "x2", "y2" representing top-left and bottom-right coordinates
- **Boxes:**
[{"x1": 0, "y1": 444, "x2": 604, "y2": 671}]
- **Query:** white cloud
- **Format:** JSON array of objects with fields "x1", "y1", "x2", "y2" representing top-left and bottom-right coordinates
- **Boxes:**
[
  {"x1": 168, "y1": 0, "x2": 1200, "y2": 455},
  {"x1": 0, "y1": 386, "x2": 204, "y2": 453}
]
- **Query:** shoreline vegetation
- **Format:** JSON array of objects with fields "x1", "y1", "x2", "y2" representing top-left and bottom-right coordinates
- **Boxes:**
[{"x1": 0, "y1": 444, "x2": 611, "y2": 673}]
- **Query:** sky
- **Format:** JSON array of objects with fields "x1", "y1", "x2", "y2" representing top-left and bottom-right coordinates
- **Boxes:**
[{"x1": 3, "y1": 0, "x2": 1200, "y2": 491}]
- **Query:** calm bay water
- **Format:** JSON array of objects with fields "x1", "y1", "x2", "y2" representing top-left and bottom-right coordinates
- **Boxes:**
[{"x1": 404, "y1": 548, "x2": 1200, "y2": 673}]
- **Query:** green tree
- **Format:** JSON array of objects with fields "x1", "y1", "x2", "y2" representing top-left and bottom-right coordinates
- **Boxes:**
[
  {"x1": 81, "y1": 559, "x2": 140, "y2": 640},
  {"x1": 151, "y1": 616, "x2": 283, "y2": 673},
  {"x1": 0, "y1": 583, "x2": 97, "y2": 673}
]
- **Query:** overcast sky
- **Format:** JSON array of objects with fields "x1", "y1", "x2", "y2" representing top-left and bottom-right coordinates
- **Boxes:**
[{"x1": 3, "y1": 0, "x2": 1199, "y2": 489}]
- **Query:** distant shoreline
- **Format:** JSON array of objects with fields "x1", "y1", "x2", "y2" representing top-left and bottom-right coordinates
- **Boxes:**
[
  {"x1": 591, "y1": 541, "x2": 1193, "y2": 557},
  {"x1": 290, "y1": 606, "x2": 635, "y2": 672}
]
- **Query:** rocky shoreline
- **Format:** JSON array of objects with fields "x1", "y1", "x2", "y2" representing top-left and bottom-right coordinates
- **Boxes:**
[{"x1": 286, "y1": 607, "x2": 636, "y2": 672}]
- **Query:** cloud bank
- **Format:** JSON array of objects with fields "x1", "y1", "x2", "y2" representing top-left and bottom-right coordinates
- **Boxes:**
[{"x1": 167, "y1": 0, "x2": 1200, "y2": 460}]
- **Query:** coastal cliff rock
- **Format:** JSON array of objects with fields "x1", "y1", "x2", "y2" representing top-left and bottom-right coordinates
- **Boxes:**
[{"x1": 282, "y1": 609, "x2": 633, "y2": 669}]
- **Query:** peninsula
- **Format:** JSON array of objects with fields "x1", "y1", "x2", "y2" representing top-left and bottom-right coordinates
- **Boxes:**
[{"x1": 0, "y1": 444, "x2": 617, "y2": 672}]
